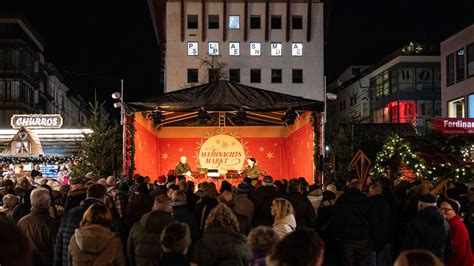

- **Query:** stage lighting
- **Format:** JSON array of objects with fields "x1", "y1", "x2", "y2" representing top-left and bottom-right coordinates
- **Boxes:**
[
  {"x1": 152, "y1": 111, "x2": 165, "y2": 125},
  {"x1": 282, "y1": 108, "x2": 298, "y2": 125},
  {"x1": 198, "y1": 107, "x2": 210, "y2": 125},
  {"x1": 113, "y1": 102, "x2": 122, "y2": 109},
  {"x1": 111, "y1": 92, "x2": 121, "y2": 99},
  {"x1": 235, "y1": 109, "x2": 247, "y2": 125}
]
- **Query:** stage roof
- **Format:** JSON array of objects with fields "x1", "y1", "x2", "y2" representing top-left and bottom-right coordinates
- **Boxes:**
[{"x1": 128, "y1": 80, "x2": 324, "y2": 112}]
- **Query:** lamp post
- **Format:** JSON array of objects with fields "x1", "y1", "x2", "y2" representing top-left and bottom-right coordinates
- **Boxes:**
[{"x1": 112, "y1": 79, "x2": 129, "y2": 178}]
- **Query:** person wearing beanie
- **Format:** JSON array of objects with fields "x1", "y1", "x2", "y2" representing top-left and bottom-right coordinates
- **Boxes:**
[
  {"x1": 402, "y1": 193, "x2": 451, "y2": 261},
  {"x1": 441, "y1": 199, "x2": 473, "y2": 266},
  {"x1": 160, "y1": 222, "x2": 191, "y2": 266}
]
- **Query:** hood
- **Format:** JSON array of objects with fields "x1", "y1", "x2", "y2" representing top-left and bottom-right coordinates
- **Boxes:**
[
  {"x1": 275, "y1": 214, "x2": 296, "y2": 228},
  {"x1": 202, "y1": 227, "x2": 247, "y2": 258},
  {"x1": 140, "y1": 210, "x2": 174, "y2": 232},
  {"x1": 74, "y1": 225, "x2": 114, "y2": 254},
  {"x1": 340, "y1": 189, "x2": 367, "y2": 203},
  {"x1": 418, "y1": 206, "x2": 444, "y2": 225}
]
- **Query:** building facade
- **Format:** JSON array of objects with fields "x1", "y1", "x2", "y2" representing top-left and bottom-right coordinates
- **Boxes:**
[
  {"x1": 149, "y1": 0, "x2": 325, "y2": 101},
  {"x1": 0, "y1": 17, "x2": 87, "y2": 128},
  {"x1": 441, "y1": 24, "x2": 474, "y2": 118},
  {"x1": 327, "y1": 43, "x2": 441, "y2": 133}
]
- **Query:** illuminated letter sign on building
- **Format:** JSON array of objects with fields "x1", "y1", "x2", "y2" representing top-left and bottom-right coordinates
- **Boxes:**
[
  {"x1": 187, "y1": 42, "x2": 198, "y2": 56},
  {"x1": 292, "y1": 43, "x2": 303, "y2": 56},
  {"x1": 229, "y1": 42, "x2": 240, "y2": 56},
  {"x1": 271, "y1": 43, "x2": 282, "y2": 56},
  {"x1": 250, "y1": 43, "x2": 261, "y2": 56},
  {"x1": 208, "y1": 42, "x2": 219, "y2": 55},
  {"x1": 11, "y1": 114, "x2": 64, "y2": 129}
]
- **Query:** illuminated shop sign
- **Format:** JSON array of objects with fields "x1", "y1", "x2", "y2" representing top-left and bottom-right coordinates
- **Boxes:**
[{"x1": 11, "y1": 114, "x2": 63, "y2": 129}]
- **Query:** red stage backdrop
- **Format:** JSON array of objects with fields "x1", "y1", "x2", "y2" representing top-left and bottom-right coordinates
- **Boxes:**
[{"x1": 133, "y1": 112, "x2": 315, "y2": 183}]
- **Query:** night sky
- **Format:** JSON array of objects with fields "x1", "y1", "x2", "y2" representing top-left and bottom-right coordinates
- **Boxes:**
[{"x1": 1, "y1": 0, "x2": 473, "y2": 104}]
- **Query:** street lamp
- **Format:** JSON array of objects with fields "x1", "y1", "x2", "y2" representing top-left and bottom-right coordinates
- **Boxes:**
[{"x1": 111, "y1": 79, "x2": 129, "y2": 177}]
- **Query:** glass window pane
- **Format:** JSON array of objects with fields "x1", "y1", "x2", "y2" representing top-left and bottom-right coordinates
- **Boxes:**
[
  {"x1": 469, "y1": 94, "x2": 474, "y2": 118},
  {"x1": 271, "y1": 69, "x2": 282, "y2": 83},
  {"x1": 446, "y1": 54, "x2": 455, "y2": 86},
  {"x1": 250, "y1": 69, "x2": 261, "y2": 83},
  {"x1": 292, "y1": 16, "x2": 302, "y2": 29},
  {"x1": 229, "y1": 16, "x2": 240, "y2": 29},
  {"x1": 250, "y1": 16, "x2": 261, "y2": 29},
  {"x1": 292, "y1": 69, "x2": 303, "y2": 83},
  {"x1": 416, "y1": 68, "x2": 433, "y2": 91},
  {"x1": 187, "y1": 15, "x2": 198, "y2": 29},
  {"x1": 208, "y1": 15, "x2": 219, "y2": 29},
  {"x1": 271, "y1": 16, "x2": 281, "y2": 29},
  {"x1": 448, "y1": 97, "x2": 465, "y2": 118},
  {"x1": 399, "y1": 68, "x2": 415, "y2": 91},
  {"x1": 229, "y1": 69, "x2": 240, "y2": 83},
  {"x1": 187, "y1": 69, "x2": 198, "y2": 83},
  {"x1": 456, "y1": 49, "x2": 465, "y2": 82},
  {"x1": 467, "y1": 44, "x2": 474, "y2": 77}
]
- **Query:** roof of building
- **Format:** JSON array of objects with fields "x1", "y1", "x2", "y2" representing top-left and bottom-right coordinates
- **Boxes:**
[
  {"x1": 0, "y1": 15, "x2": 46, "y2": 51},
  {"x1": 328, "y1": 43, "x2": 440, "y2": 94}
]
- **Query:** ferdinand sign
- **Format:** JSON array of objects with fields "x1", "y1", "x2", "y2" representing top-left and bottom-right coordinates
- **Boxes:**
[
  {"x1": 432, "y1": 118, "x2": 474, "y2": 135},
  {"x1": 11, "y1": 114, "x2": 63, "y2": 129}
]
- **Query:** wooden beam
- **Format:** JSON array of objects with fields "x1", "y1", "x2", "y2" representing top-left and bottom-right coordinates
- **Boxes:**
[{"x1": 247, "y1": 111, "x2": 283, "y2": 121}]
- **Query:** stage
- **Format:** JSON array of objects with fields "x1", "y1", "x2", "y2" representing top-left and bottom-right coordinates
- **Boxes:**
[{"x1": 128, "y1": 80, "x2": 324, "y2": 184}]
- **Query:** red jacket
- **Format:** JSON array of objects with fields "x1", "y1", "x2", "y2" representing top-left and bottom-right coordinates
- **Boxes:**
[{"x1": 446, "y1": 215, "x2": 473, "y2": 266}]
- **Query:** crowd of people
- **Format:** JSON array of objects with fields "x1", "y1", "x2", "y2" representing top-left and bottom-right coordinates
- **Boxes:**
[{"x1": 0, "y1": 171, "x2": 473, "y2": 266}]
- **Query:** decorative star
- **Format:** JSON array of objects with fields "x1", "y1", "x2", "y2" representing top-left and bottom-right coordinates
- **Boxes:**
[
  {"x1": 138, "y1": 143, "x2": 142, "y2": 149},
  {"x1": 266, "y1": 152, "x2": 274, "y2": 159},
  {"x1": 274, "y1": 143, "x2": 278, "y2": 146},
  {"x1": 161, "y1": 153, "x2": 169, "y2": 160},
  {"x1": 221, "y1": 142, "x2": 229, "y2": 149},
  {"x1": 179, "y1": 148, "x2": 183, "y2": 152},
  {"x1": 259, "y1": 147, "x2": 265, "y2": 152},
  {"x1": 167, "y1": 144, "x2": 170, "y2": 147}
]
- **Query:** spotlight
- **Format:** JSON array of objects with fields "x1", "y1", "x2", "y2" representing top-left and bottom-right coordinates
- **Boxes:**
[
  {"x1": 113, "y1": 102, "x2": 122, "y2": 109},
  {"x1": 198, "y1": 107, "x2": 210, "y2": 125},
  {"x1": 282, "y1": 108, "x2": 297, "y2": 125},
  {"x1": 151, "y1": 111, "x2": 165, "y2": 125},
  {"x1": 235, "y1": 109, "x2": 247, "y2": 126},
  {"x1": 111, "y1": 92, "x2": 121, "y2": 99}
]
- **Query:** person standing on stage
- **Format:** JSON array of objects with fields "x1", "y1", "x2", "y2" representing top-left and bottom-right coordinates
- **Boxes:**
[
  {"x1": 242, "y1": 158, "x2": 260, "y2": 183},
  {"x1": 175, "y1": 156, "x2": 192, "y2": 177}
]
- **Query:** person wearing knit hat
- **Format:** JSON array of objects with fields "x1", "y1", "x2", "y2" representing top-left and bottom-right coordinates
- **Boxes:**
[
  {"x1": 402, "y1": 193, "x2": 450, "y2": 260},
  {"x1": 440, "y1": 199, "x2": 473, "y2": 266},
  {"x1": 160, "y1": 222, "x2": 191, "y2": 265}
]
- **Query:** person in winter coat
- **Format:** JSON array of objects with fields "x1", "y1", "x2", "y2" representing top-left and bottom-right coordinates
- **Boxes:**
[
  {"x1": 191, "y1": 204, "x2": 251, "y2": 265},
  {"x1": 64, "y1": 178, "x2": 87, "y2": 212},
  {"x1": 307, "y1": 186, "x2": 323, "y2": 218},
  {"x1": 440, "y1": 199, "x2": 473, "y2": 266},
  {"x1": 333, "y1": 179, "x2": 372, "y2": 266},
  {"x1": 283, "y1": 179, "x2": 317, "y2": 229},
  {"x1": 68, "y1": 204, "x2": 125, "y2": 266},
  {"x1": 55, "y1": 184, "x2": 120, "y2": 266},
  {"x1": 402, "y1": 194, "x2": 450, "y2": 261},
  {"x1": 251, "y1": 176, "x2": 278, "y2": 226},
  {"x1": 105, "y1": 176, "x2": 125, "y2": 219},
  {"x1": 368, "y1": 182, "x2": 392, "y2": 266},
  {"x1": 127, "y1": 194, "x2": 176, "y2": 266},
  {"x1": 247, "y1": 226, "x2": 280, "y2": 266},
  {"x1": 195, "y1": 185, "x2": 219, "y2": 231},
  {"x1": 271, "y1": 198, "x2": 296, "y2": 239},
  {"x1": 124, "y1": 182, "x2": 153, "y2": 232},
  {"x1": 160, "y1": 222, "x2": 192, "y2": 266},
  {"x1": 171, "y1": 190, "x2": 200, "y2": 241},
  {"x1": 18, "y1": 187, "x2": 59, "y2": 266}
]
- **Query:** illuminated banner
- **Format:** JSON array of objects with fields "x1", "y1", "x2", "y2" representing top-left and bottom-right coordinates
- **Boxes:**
[
  {"x1": 198, "y1": 134, "x2": 246, "y2": 174},
  {"x1": 11, "y1": 114, "x2": 63, "y2": 129},
  {"x1": 432, "y1": 118, "x2": 474, "y2": 135}
]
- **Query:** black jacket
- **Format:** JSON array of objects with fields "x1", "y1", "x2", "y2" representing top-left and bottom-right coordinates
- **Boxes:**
[
  {"x1": 191, "y1": 227, "x2": 251, "y2": 265},
  {"x1": 250, "y1": 186, "x2": 277, "y2": 226},
  {"x1": 369, "y1": 193, "x2": 392, "y2": 250},
  {"x1": 195, "y1": 196, "x2": 219, "y2": 231},
  {"x1": 63, "y1": 188, "x2": 87, "y2": 212},
  {"x1": 334, "y1": 188, "x2": 371, "y2": 241},
  {"x1": 402, "y1": 206, "x2": 449, "y2": 259},
  {"x1": 160, "y1": 252, "x2": 189, "y2": 266},
  {"x1": 283, "y1": 192, "x2": 317, "y2": 229},
  {"x1": 173, "y1": 202, "x2": 200, "y2": 241}
]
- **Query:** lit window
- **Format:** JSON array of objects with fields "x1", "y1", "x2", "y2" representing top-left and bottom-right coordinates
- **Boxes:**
[
  {"x1": 250, "y1": 43, "x2": 261, "y2": 56},
  {"x1": 448, "y1": 97, "x2": 465, "y2": 118},
  {"x1": 271, "y1": 43, "x2": 282, "y2": 56},
  {"x1": 229, "y1": 16, "x2": 240, "y2": 29},
  {"x1": 292, "y1": 43, "x2": 303, "y2": 56},
  {"x1": 187, "y1": 42, "x2": 198, "y2": 56},
  {"x1": 208, "y1": 42, "x2": 219, "y2": 55},
  {"x1": 229, "y1": 42, "x2": 240, "y2": 56}
]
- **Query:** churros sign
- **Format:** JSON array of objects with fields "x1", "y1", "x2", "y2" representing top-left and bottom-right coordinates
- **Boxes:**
[{"x1": 198, "y1": 134, "x2": 246, "y2": 174}]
